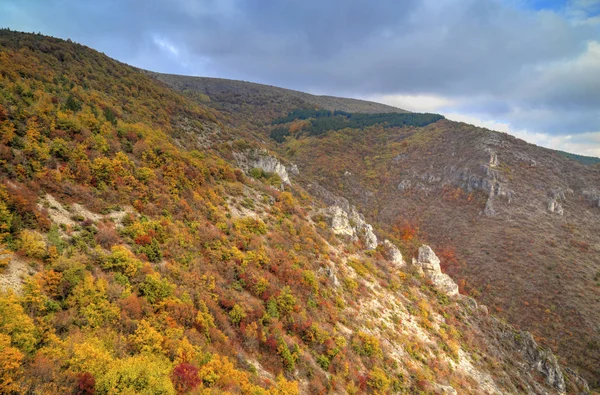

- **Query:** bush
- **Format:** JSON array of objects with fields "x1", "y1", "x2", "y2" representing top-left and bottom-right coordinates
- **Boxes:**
[
  {"x1": 140, "y1": 273, "x2": 174, "y2": 304},
  {"x1": 277, "y1": 286, "x2": 297, "y2": 317},
  {"x1": 352, "y1": 331, "x2": 382, "y2": 358},
  {"x1": 229, "y1": 304, "x2": 246, "y2": 326},
  {"x1": 18, "y1": 230, "x2": 46, "y2": 259},
  {"x1": 277, "y1": 338, "x2": 299, "y2": 371},
  {"x1": 171, "y1": 363, "x2": 200, "y2": 394},
  {"x1": 101, "y1": 245, "x2": 142, "y2": 278},
  {"x1": 367, "y1": 367, "x2": 391, "y2": 394},
  {"x1": 233, "y1": 217, "x2": 267, "y2": 235}
]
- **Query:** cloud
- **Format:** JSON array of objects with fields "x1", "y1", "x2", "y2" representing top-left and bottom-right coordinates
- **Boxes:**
[
  {"x1": 361, "y1": 94, "x2": 458, "y2": 113},
  {"x1": 1, "y1": 0, "x2": 599, "y2": 155}
]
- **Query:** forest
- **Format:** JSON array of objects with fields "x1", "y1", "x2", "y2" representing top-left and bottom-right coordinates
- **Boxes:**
[{"x1": 270, "y1": 108, "x2": 444, "y2": 141}]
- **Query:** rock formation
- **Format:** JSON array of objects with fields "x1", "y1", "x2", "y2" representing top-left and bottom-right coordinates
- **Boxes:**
[
  {"x1": 382, "y1": 239, "x2": 405, "y2": 268},
  {"x1": 496, "y1": 319, "x2": 568, "y2": 394},
  {"x1": 413, "y1": 246, "x2": 459, "y2": 296},
  {"x1": 327, "y1": 205, "x2": 378, "y2": 250},
  {"x1": 233, "y1": 149, "x2": 292, "y2": 187}
]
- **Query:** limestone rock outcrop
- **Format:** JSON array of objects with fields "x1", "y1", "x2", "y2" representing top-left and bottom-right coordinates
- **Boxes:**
[
  {"x1": 329, "y1": 206, "x2": 355, "y2": 238},
  {"x1": 327, "y1": 205, "x2": 378, "y2": 250},
  {"x1": 382, "y1": 239, "x2": 405, "y2": 268},
  {"x1": 547, "y1": 199, "x2": 564, "y2": 215},
  {"x1": 413, "y1": 245, "x2": 459, "y2": 296},
  {"x1": 496, "y1": 320, "x2": 568, "y2": 394},
  {"x1": 233, "y1": 149, "x2": 292, "y2": 187}
]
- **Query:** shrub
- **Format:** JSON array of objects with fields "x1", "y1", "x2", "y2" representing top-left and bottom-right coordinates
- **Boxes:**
[
  {"x1": 101, "y1": 245, "x2": 143, "y2": 278},
  {"x1": 18, "y1": 230, "x2": 46, "y2": 259},
  {"x1": 138, "y1": 238, "x2": 163, "y2": 263},
  {"x1": 139, "y1": 273, "x2": 174, "y2": 304},
  {"x1": 277, "y1": 338, "x2": 299, "y2": 371},
  {"x1": 277, "y1": 286, "x2": 297, "y2": 317},
  {"x1": 229, "y1": 304, "x2": 246, "y2": 326},
  {"x1": 233, "y1": 217, "x2": 267, "y2": 235},
  {"x1": 316, "y1": 354, "x2": 330, "y2": 370},
  {"x1": 171, "y1": 363, "x2": 200, "y2": 394},
  {"x1": 95, "y1": 222, "x2": 121, "y2": 248},
  {"x1": 367, "y1": 367, "x2": 391, "y2": 394},
  {"x1": 352, "y1": 331, "x2": 382, "y2": 358}
]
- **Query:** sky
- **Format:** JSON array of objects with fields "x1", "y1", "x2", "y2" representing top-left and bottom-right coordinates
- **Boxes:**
[{"x1": 1, "y1": 0, "x2": 599, "y2": 156}]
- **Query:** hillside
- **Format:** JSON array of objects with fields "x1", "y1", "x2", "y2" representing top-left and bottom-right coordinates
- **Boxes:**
[
  {"x1": 154, "y1": 74, "x2": 600, "y2": 388},
  {"x1": 272, "y1": 118, "x2": 600, "y2": 381},
  {"x1": 0, "y1": 30, "x2": 593, "y2": 395},
  {"x1": 147, "y1": 72, "x2": 407, "y2": 129},
  {"x1": 554, "y1": 150, "x2": 600, "y2": 166}
]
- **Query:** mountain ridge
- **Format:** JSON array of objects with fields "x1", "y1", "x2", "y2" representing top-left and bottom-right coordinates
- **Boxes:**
[{"x1": 146, "y1": 71, "x2": 409, "y2": 115}]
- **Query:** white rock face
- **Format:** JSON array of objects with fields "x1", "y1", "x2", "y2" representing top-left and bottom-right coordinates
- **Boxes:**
[
  {"x1": 287, "y1": 163, "x2": 300, "y2": 176},
  {"x1": 547, "y1": 199, "x2": 564, "y2": 215},
  {"x1": 417, "y1": 245, "x2": 441, "y2": 272},
  {"x1": 436, "y1": 384, "x2": 458, "y2": 395},
  {"x1": 252, "y1": 155, "x2": 291, "y2": 185},
  {"x1": 233, "y1": 149, "x2": 292, "y2": 187},
  {"x1": 415, "y1": 245, "x2": 459, "y2": 296},
  {"x1": 327, "y1": 205, "x2": 378, "y2": 250},
  {"x1": 383, "y1": 239, "x2": 405, "y2": 268},
  {"x1": 329, "y1": 206, "x2": 355, "y2": 238},
  {"x1": 357, "y1": 222, "x2": 378, "y2": 250},
  {"x1": 489, "y1": 151, "x2": 499, "y2": 167}
]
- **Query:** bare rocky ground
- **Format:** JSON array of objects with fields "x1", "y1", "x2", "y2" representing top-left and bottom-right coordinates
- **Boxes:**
[{"x1": 0, "y1": 253, "x2": 33, "y2": 294}]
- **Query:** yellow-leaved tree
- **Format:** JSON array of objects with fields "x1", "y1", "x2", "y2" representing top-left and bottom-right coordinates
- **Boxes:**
[
  {"x1": 0, "y1": 333, "x2": 24, "y2": 394},
  {"x1": 0, "y1": 185, "x2": 12, "y2": 268},
  {"x1": 95, "y1": 353, "x2": 175, "y2": 395}
]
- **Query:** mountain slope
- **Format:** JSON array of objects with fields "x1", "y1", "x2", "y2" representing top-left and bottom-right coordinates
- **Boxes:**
[
  {"x1": 0, "y1": 30, "x2": 592, "y2": 394},
  {"x1": 276, "y1": 118, "x2": 600, "y2": 380},
  {"x1": 155, "y1": 75, "x2": 600, "y2": 389},
  {"x1": 147, "y1": 72, "x2": 407, "y2": 129}
]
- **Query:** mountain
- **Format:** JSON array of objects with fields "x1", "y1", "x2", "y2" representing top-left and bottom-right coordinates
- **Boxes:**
[
  {"x1": 153, "y1": 73, "x2": 600, "y2": 388},
  {"x1": 0, "y1": 29, "x2": 594, "y2": 394},
  {"x1": 148, "y1": 72, "x2": 407, "y2": 117}
]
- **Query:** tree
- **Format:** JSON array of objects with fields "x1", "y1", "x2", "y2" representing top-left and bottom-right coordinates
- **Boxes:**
[
  {"x1": 75, "y1": 372, "x2": 95, "y2": 395},
  {"x1": 129, "y1": 319, "x2": 163, "y2": 354},
  {"x1": 367, "y1": 367, "x2": 391, "y2": 394},
  {"x1": 0, "y1": 292, "x2": 37, "y2": 353},
  {"x1": 0, "y1": 333, "x2": 24, "y2": 394},
  {"x1": 139, "y1": 273, "x2": 174, "y2": 304},
  {"x1": 68, "y1": 274, "x2": 120, "y2": 328},
  {"x1": 68, "y1": 337, "x2": 114, "y2": 378},
  {"x1": 171, "y1": 363, "x2": 200, "y2": 394},
  {"x1": 0, "y1": 188, "x2": 10, "y2": 266},
  {"x1": 228, "y1": 304, "x2": 246, "y2": 326},
  {"x1": 101, "y1": 245, "x2": 142, "y2": 278},
  {"x1": 18, "y1": 230, "x2": 47, "y2": 260},
  {"x1": 96, "y1": 354, "x2": 175, "y2": 395}
]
